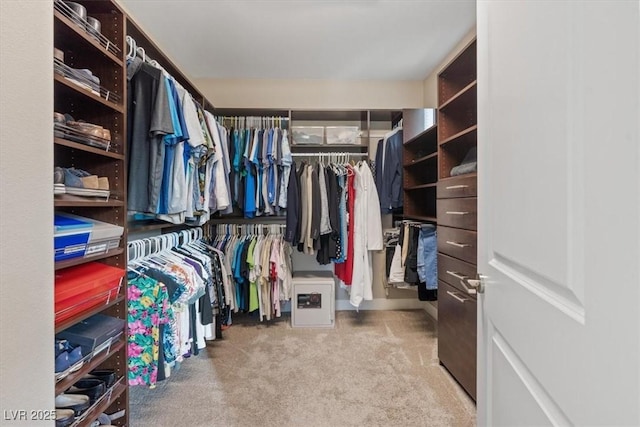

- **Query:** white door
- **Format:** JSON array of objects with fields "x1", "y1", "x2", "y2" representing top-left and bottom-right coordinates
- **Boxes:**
[{"x1": 476, "y1": 1, "x2": 640, "y2": 425}]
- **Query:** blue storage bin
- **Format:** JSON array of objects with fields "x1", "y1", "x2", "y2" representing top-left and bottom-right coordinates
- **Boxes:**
[{"x1": 54, "y1": 214, "x2": 92, "y2": 261}]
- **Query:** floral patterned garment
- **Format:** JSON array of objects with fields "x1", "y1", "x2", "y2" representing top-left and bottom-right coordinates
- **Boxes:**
[{"x1": 127, "y1": 275, "x2": 173, "y2": 388}]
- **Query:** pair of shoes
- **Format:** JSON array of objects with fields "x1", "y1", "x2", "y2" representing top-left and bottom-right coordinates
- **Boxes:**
[
  {"x1": 67, "y1": 120, "x2": 111, "y2": 142},
  {"x1": 55, "y1": 340, "x2": 83, "y2": 376},
  {"x1": 84, "y1": 369, "x2": 116, "y2": 388},
  {"x1": 55, "y1": 408, "x2": 75, "y2": 427},
  {"x1": 66, "y1": 378, "x2": 105, "y2": 404},
  {"x1": 55, "y1": 167, "x2": 109, "y2": 191},
  {"x1": 55, "y1": 394, "x2": 90, "y2": 416},
  {"x1": 88, "y1": 410, "x2": 122, "y2": 427}
]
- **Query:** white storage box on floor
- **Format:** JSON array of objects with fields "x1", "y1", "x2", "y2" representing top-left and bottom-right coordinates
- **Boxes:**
[{"x1": 292, "y1": 271, "x2": 335, "y2": 328}]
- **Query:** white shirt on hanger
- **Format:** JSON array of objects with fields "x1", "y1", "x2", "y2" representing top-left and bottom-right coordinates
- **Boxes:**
[{"x1": 349, "y1": 161, "x2": 383, "y2": 308}]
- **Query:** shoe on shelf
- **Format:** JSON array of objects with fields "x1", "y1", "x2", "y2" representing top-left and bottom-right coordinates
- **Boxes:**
[
  {"x1": 55, "y1": 340, "x2": 84, "y2": 376},
  {"x1": 62, "y1": 168, "x2": 98, "y2": 189},
  {"x1": 68, "y1": 346, "x2": 84, "y2": 372},
  {"x1": 54, "y1": 112, "x2": 66, "y2": 125},
  {"x1": 84, "y1": 369, "x2": 116, "y2": 388},
  {"x1": 55, "y1": 393, "x2": 90, "y2": 416},
  {"x1": 97, "y1": 177, "x2": 109, "y2": 191},
  {"x1": 54, "y1": 167, "x2": 65, "y2": 185},
  {"x1": 67, "y1": 120, "x2": 111, "y2": 142},
  {"x1": 55, "y1": 351, "x2": 70, "y2": 374},
  {"x1": 55, "y1": 408, "x2": 75, "y2": 427},
  {"x1": 67, "y1": 378, "x2": 105, "y2": 404}
]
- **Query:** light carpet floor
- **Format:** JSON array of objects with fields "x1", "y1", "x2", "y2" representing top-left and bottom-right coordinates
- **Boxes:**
[{"x1": 130, "y1": 310, "x2": 476, "y2": 427}]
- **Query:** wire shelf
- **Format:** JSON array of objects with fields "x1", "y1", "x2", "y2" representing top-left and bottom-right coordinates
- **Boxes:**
[
  {"x1": 55, "y1": 58, "x2": 122, "y2": 104},
  {"x1": 54, "y1": 0, "x2": 121, "y2": 57}
]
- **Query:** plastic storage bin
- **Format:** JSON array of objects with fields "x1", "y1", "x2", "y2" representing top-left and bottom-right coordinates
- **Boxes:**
[
  {"x1": 291, "y1": 126, "x2": 324, "y2": 145},
  {"x1": 60, "y1": 213, "x2": 124, "y2": 257},
  {"x1": 56, "y1": 313, "x2": 125, "y2": 356},
  {"x1": 291, "y1": 271, "x2": 335, "y2": 328},
  {"x1": 54, "y1": 262, "x2": 124, "y2": 325},
  {"x1": 325, "y1": 126, "x2": 360, "y2": 145},
  {"x1": 54, "y1": 214, "x2": 92, "y2": 261}
]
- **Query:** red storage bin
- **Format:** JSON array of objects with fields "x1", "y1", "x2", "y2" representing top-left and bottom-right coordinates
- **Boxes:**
[{"x1": 55, "y1": 262, "x2": 124, "y2": 326}]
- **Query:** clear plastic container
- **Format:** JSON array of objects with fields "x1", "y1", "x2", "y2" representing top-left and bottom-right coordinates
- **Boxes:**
[
  {"x1": 325, "y1": 126, "x2": 360, "y2": 145},
  {"x1": 291, "y1": 126, "x2": 324, "y2": 145}
]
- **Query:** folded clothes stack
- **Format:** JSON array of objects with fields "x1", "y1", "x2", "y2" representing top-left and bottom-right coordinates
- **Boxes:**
[
  {"x1": 54, "y1": 112, "x2": 112, "y2": 151},
  {"x1": 54, "y1": 166, "x2": 110, "y2": 198}
]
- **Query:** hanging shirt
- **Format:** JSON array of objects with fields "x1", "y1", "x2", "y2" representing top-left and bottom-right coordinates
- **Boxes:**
[
  {"x1": 335, "y1": 165, "x2": 356, "y2": 284},
  {"x1": 244, "y1": 130, "x2": 257, "y2": 218},
  {"x1": 127, "y1": 58, "x2": 174, "y2": 213},
  {"x1": 349, "y1": 162, "x2": 383, "y2": 308},
  {"x1": 127, "y1": 274, "x2": 173, "y2": 387},
  {"x1": 278, "y1": 129, "x2": 292, "y2": 209}
]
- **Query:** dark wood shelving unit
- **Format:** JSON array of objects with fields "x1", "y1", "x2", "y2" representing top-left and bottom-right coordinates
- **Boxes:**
[
  {"x1": 402, "y1": 109, "x2": 438, "y2": 222},
  {"x1": 54, "y1": 1, "x2": 129, "y2": 424},
  {"x1": 436, "y1": 38, "x2": 478, "y2": 402}
]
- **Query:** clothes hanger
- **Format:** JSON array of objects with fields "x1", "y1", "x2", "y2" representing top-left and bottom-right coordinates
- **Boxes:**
[
  {"x1": 126, "y1": 36, "x2": 136, "y2": 60},
  {"x1": 136, "y1": 46, "x2": 146, "y2": 62}
]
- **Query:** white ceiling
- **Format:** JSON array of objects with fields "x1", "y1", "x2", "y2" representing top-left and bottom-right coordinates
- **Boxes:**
[{"x1": 120, "y1": 0, "x2": 476, "y2": 81}]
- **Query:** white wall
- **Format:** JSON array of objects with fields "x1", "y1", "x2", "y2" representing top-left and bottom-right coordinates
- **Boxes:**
[
  {"x1": 423, "y1": 27, "x2": 477, "y2": 107},
  {"x1": 194, "y1": 78, "x2": 425, "y2": 110},
  {"x1": 0, "y1": 0, "x2": 54, "y2": 423}
]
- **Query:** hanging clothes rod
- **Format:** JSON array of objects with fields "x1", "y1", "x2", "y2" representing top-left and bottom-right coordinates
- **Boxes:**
[
  {"x1": 291, "y1": 152, "x2": 368, "y2": 157},
  {"x1": 128, "y1": 227, "x2": 203, "y2": 262}
]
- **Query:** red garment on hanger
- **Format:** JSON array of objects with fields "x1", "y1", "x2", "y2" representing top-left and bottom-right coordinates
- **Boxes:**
[{"x1": 335, "y1": 165, "x2": 355, "y2": 285}]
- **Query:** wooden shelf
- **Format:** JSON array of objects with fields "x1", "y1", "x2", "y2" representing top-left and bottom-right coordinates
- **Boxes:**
[
  {"x1": 438, "y1": 173, "x2": 478, "y2": 184},
  {"x1": 403, "y1": 215, "x2": 437, "y2": 223},
  {"x1": 207, "y1": 215, "x2": 287, "y2": 224},
  {"x1": 55, "y1": 248, "x2": 124, "y2": 271},
  {"x1": 55, "y1": 295, "x2": 125, "y2": 334},
  {"x1": 291, "y1": 144, "x2": 368, "y2": 150},
  {"x1": 55, "y1": 338, "x2": 125, "y2": 395},
  {"x1": 54, "y1": 194, "x2": 124, "y2": 207},
  {"x1": 406, "y1": 183, "x2": 437, "y2": 191},
  {"x1": 439, "y1": 125, "x2": 478, "y2": 147},
  {"x1": 439, "y1": 80, "x2": 477, "y2": 111},
  {"x1": 55, "y1": 138, "x2": 124, "y2": 160},
  {"x1": 128, "y1": 220, "x2": 190, "y2": 233},
  {"x1": 54, "y1": 74, "x2": 125, "y2": 114},
  {"x1": 71, "y1": 378, "x2": 127, "y2": 427},
  {"x1": 291, "y1": 109, "x2": 367, "y2": 121},
  {"x1": 54, "y1": 10, "x2": 123, "y2": 67},
  {"x1": 403, "y1": 124, "x2": 438, "y2": 146},
  {"x1": 404, "y1": 152, "x2": 438, "y2": 167}
]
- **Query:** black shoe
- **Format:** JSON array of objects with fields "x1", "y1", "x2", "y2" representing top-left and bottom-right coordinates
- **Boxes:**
[
  {"x1": 85, "y1": 369, "x2": 116, "y2": 388},
  {"x1": 66, "y1": 378, "x2": 105, "y2": 404},
  {"x1": 55, "y1": 408, "x2": 75, "y2": 427}
]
